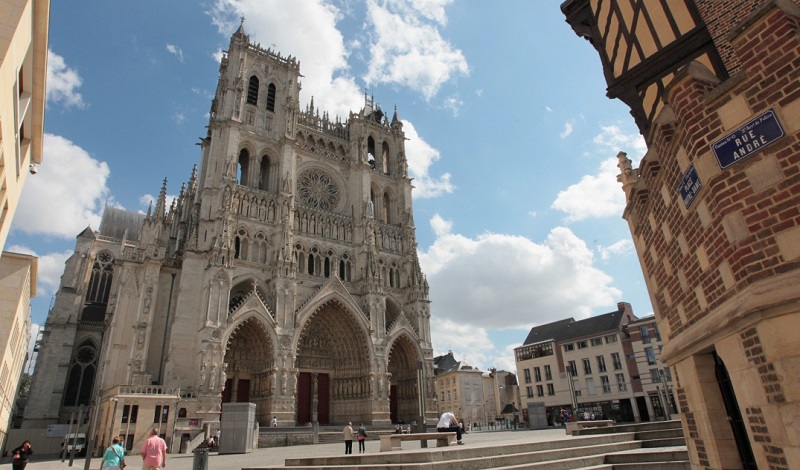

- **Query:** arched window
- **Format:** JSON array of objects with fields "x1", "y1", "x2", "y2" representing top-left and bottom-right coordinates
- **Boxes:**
[
  {"x1": 383, "y1": 193, "x2": 391, "y2": 223},
  {"x1": 323, "y1": 256, "x2": 330, "y2": 278},
  {"x1": 86, "y1": 252, "x2": 114, "y2": 304},
  {"x1": 382, "y1": 141, "x2": 390, "y2": 174},
  {"x1": 307, "y1": 253, "x2": 316, "y2": 275},
  {"x1": 266, "y1": 83, "x2": 276, "y2": 112},
  {"x1": 369, "y1": 190, "x2": 376, "y2": 219},
  {"x1": 389, "y1": 262, "x2": 401, "y2": 288},
  {"x1": 235, "y1": 228, "x2": 249, "y2": 260},
  {"x1": 338, "y1": 254, "x2": 351, "y2": 281},
  {"x1": 254, "y1": 233, "x2": 267, "y2": 263},
  {"x1": 259, "y1": 156, "x2": 271, "y2": 191},
  {"x1": 238, "y1": 149, "x2": 250, "y2": 185},
  {"x1": 247, "y1": 76, "x2": 259, "y2": 105},
  {"x1": 367, "y1": 136, "x2": 376, "y2": 167},
  {"x1": 63, "y1": 340, "x2": 97, "y2": 407}
]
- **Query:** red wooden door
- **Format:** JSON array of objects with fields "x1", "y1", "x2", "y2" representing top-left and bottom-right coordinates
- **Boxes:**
[
  {"x1": 317, "y1": 374, "x2": 329, "y2": 424},
  {"x1": 237, "y1": 379, "x2": 250, "y2": 403},
  {"x1": 297, "y1": 372, "x2": 312, "y2": 424},
  {"x1": 390, "y1": 385, "x2": 398, "y2": 423}
]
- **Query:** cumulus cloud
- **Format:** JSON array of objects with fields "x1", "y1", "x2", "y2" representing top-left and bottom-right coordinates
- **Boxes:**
[
  {"x1": 551, "y1": 157, "x2": 625, "y2": 222},
  {"x1": 139, "y1": 193, "x2": 179, "y2": 214},
  {"x1": 364, "y1": 0, "x2": 468, "y2": 101},
  {"x1": 47, "y1": 49, "x2": 85, "y2": 109},
  {"x1": 14, "y1": 134, "x2": 111, "y2": 237},
  {"x1": 599, "y1": 239, "x2": 634, "y2": 261},
  {"x1": 551, "y1": 125, "x2": 646, "y2": 222},
  {"x1": 420, "y1": 214, "x2": 622, "y2": 330},
  {"x1": 166, "y1": 43, "x2": 184, "y2": 62},
  {"x1": 207, "y1": 0, "x2": 363, "y2": 118},
  {"x1": 442, "y1": 94, "x2": 463, "y2": 117},
  {"x1": 402, "y1": 120, "x2": 454, "y2": 198},
  {"x1": 6, "y1": 245, "x2": 72, "y2": 295}
]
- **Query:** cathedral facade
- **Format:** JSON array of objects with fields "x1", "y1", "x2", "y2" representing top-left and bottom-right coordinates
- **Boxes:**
[{"x1": 23, "y1": 24, "x2": 436, "y2": 452}]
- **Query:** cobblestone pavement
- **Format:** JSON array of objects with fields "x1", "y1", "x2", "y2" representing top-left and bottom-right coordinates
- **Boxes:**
[{"x1": 0, "y1": 428, "x2": 570, "y2": 470}]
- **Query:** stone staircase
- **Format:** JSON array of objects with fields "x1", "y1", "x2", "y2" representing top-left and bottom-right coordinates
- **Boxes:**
[{"x1": 244, "y1": 421, "x2": 690, "y2": 469}]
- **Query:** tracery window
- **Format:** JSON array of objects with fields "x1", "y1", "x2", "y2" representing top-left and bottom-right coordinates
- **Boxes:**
[
  {"x1": 266, "y1": 83, "x2": 276, "y2": 112},
  {"x1": 86, "y1": 251, "x2": 114, "y2": 304},
  {"x1": 297, "y1": 169, "x2": 340, "y2": 211},
  {"x1": 389, "y1": 261, "x2": 400, "y2": 288},
  {"x1": 258, "y1": 156, "x2": 271, "y2": 191},
  {"x1": 338, "y1": 254, "x2": 351, "y2": 281},
  {"x1": 63, "y1": 340, "x2": 97, "y2": 407},
  {"x1": 382, "y1": 192, "x2": 391, "y2": 223},
  {"x1": 234, "y1": 228, "x2": 249, "y2": 260},
  {"x1": 381, "y1": 141, "x2": 390, "y2": 174},
  {"x1": 247, "y1": 76, "x2": 259, "y2": 105},
  {"x1": 238, "y1": 149, "x2": 250, "y2": 186}
]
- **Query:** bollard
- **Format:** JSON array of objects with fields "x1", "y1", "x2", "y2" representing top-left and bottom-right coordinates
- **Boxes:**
[{"x1": 192, "y1": 446, "x2": 209, "y2": 470}]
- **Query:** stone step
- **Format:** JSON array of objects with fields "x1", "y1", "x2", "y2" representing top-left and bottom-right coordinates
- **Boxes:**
[
  {"x1": 633, "y1": 429, "x2": 684, "y2": 441},
  {"x1": 246, "y1": 439, "x2": 643, "y2": 469},
  {"x1": 575, "y1": 420, "x2": 682, "y2": 436},
  {"x1": 640, "y1": 437, "x2": 686, "y2": 448},
  {"x1": 605, "y1": 449, "x2": 689, "y2": 464}
]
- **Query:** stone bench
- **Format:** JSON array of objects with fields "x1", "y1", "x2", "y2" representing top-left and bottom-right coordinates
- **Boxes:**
[
  {"x1": 565, "y1": 419, "x2": 614, "y2": 435},
  {"x1": 379, "y1": 432, "x2": 457, "y2": 451}
]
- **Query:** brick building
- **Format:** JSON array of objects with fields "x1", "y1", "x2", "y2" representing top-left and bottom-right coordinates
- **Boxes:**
[{"x1": 562, "y1": 1, "x2": 800, "y2": 468}]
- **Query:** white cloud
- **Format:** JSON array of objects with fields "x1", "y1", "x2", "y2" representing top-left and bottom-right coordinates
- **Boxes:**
[
  {"x1": 545, "y1": 106, "x2": 553, "y2": 112},
  {"x1": 402, "y1": 121, "x2": 454, "y2": 198},
  {"x1": 598, "y1": 239, "x2": 634, "y2": 261},
  {"x1": 420, "y1": 215, "x2": 622, "y2": 330},
  {"x1": 6, "y1": 245, "x2": 71, "y2": 295},
  {"x1": 208, "y1": 0, "x2": 363, "y2": 119},
  {"x1": 166, "y1": 43, "x2": 184, "y2": 63},
  {"x1": 364, "y1": 0, "x2": 468, "y2": 101},
  {"x1": 551, "y1": 125, "x2": 646, "y2": 222},
  {"x1": 14, "y1": 134, "x2": 111, "y2": 237},
  {"x1": 47, "y1": 49, "x2": 85, "y2": 109},
  {"x1": 560, "y1": 121, "x2": 574, "y2": 139},
  {"x1": 173, "y1": 111, "x2": 186, "y2": 124},
  {"x1": 551, "y1": 157, "x2": 625, "y2": 222},
  {"x1": 442, "y1": 94, "x2": 463, "y2": 117},
  {"x1": 593, "y1": 124, "x2": 647, "y2": 158},
  {"x1": 139, "y1": 193, "x2": 179, "y2": 213}
]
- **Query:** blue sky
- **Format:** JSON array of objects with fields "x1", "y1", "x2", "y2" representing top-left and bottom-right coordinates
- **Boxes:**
[{"x1": 12, "y1": 0, "x2": 652, "y2": 373}]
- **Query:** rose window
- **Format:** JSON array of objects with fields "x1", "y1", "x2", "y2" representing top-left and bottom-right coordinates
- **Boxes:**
[{"x1": 298, "y1": 169, "x2": 340, "y2": 211}]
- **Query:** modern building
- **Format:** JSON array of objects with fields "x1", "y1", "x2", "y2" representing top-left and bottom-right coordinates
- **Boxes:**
[
  {"x1": 563, "y1": 0, "x2": 800, "y2": 468},
  {"x1": 0, "y1": 0, "x2": 49, "y2": 253},
  {"x1": 627, "y1": 315, "x2": 677, "y2": 422},
  {"x1": 515, "y1": 302, "x2": 649, "y2": 425},
  {"x1": 23, "y1": 22, "x2": 436, "y2": 454},
  {"x1": 0, "y1": 252, "x2": 36, "y2": 452}
]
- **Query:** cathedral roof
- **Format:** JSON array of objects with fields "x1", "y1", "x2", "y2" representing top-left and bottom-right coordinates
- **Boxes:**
[{"x1": 98, "y1": 207, "x2": 145, "y2": 242}]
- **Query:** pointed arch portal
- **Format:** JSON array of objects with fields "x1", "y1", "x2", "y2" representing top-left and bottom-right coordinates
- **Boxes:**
[
  {"x1": 222, "y1": 317, "x2": 275, "y2": 423},
  {"x1": 296, "y1": 300, "x2": 371, "y2": 424},
  {"x1": 387, "y1": 335, "x2": 420, "y2": 424}
]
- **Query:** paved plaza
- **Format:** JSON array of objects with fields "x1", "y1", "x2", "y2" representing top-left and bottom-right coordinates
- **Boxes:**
[{"x1": 0, "y1": 428, "x2": 571, "y2": 469}]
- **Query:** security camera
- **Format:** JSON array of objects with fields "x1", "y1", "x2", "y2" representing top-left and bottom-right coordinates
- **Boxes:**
[{"x1": 29, "y1": 163, "x2": 37, "y2": 174}]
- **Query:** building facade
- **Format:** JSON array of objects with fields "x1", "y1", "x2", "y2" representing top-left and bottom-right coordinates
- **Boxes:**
[
  {"x1": 627, "y1": 315, "x2": 677, "y2": 422},
  {"x1": 0, "y1": 252, "x2": 36, "y2": 452},
  {"x1": 515, "y1": 303, "x2": 655, "y2": 425},
  {"x1": 432, "y1": 353, "x2": 485, "y2": 426},
  {"x1": 23, "y1": 24, "x2": 437, "y2": 453},
  {"x1": 563, "y1": 1, "x2": 800, "y2": 468},
  {"x1": 0, "y1": 0, "x2": 48, "y2": 253}
]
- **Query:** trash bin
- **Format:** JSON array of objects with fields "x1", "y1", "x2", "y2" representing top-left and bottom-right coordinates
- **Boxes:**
[{"x1": 193, "y1": 446, "x2": 209, "y2": 470}]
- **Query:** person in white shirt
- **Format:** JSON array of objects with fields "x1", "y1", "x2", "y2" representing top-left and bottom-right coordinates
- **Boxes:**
[{"x1": 436, "y1": 411, "x2": 464, "y2": 445}]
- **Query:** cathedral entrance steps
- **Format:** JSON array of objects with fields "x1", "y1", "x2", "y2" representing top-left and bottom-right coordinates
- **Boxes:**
[
  {"x1": 571, "y1": 420, "x2": 683, "y2": 436},
  {"x1": 243, "y1": 432, "x2": 683, "y2": 469}
]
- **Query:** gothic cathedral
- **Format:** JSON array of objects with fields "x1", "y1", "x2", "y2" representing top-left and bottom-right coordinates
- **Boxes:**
[{"x1": 23, "y1": 24, "x2": 437, "y2": 449}]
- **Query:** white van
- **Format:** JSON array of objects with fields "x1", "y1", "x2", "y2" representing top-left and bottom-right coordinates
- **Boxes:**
[{"x1": 60, "y1": 433, "x2": 87, "y2": 457}]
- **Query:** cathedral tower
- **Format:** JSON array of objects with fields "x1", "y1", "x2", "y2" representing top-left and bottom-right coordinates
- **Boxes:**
[{"x1": 23, "y1": 23, "x2": 436, "y2": 452}]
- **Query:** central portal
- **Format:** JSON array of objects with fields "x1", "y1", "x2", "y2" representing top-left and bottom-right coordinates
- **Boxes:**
[{"x1": 296, "y1": 300, "x2": 371, "y2": 424}]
